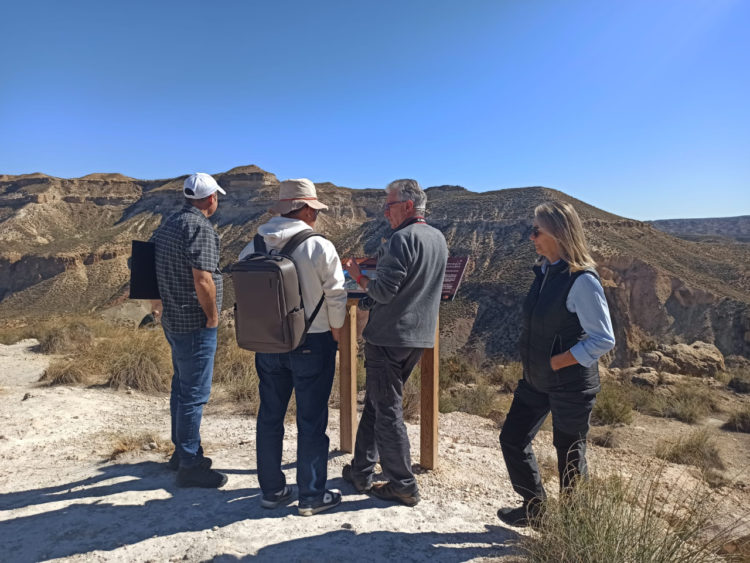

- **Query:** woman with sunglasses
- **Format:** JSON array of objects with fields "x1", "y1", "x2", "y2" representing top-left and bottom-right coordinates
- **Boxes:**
[{"x1": 497, "y1": 200, "x2": 615, "y2": 528}]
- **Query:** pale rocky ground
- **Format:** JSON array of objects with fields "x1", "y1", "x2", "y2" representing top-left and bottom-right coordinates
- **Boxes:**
[{"x1": 1, "y1": 339, "x2": 749, "y2": 562}]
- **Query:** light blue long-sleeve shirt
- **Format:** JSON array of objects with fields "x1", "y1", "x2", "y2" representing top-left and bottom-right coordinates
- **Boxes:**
[{"x1": 542, "y1": 261, "x2": 616, "y2": 367}]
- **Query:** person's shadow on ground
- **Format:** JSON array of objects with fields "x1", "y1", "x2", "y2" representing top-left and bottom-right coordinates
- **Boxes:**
[
  {"x1": 0, "y1": 458, "x2": 520, "y2": 562},
  {"x1": 216, "y1": 525, "x2": 520, "y2": 562}
]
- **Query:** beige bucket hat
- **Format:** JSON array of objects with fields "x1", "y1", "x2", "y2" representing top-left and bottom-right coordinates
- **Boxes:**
[{"x1": 269, "y1": 178, "x2": 328, "y2": 215}]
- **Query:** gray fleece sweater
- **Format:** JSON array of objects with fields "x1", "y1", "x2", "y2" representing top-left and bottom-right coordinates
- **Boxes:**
[{"x1": 361, "y1": 220, "x2": 448, "y2": 348}]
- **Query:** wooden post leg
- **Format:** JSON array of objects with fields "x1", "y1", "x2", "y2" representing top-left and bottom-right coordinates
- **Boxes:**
[
  {"x1": 339, "y1": 301, "x2": 358, "y2": 453},
  {"x1": 420, "y1": 318, "x2": 439, "y2": 469}
]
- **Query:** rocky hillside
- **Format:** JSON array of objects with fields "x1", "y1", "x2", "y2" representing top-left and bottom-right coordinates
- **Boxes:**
[
  {"x1": 1, "y1": 166, "x2": 749, "y2": 366},
  {"x1": 650, "y1": 216, "x2": 750, "y2": 243}
]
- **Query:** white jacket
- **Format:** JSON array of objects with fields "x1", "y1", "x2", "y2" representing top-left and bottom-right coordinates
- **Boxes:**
[{"x1": 238, "y1": 216, "x2": 347, "y2": 333}]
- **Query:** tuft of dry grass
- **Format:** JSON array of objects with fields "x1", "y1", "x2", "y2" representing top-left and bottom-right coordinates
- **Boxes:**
[
  {"x1": 487, "y1": 361, "x2": 522, "y2": 393},
  {"x1": 662, "y1": 383, "x2": 721, "y2": 424},
  {"x1": 723, "y1": 406, "x2": 750, "y2": 433},
  {"x1": 589, "y1": 428, "x2": 620, "y2": 449},
  {"x1": 38, "y1": 324, "x2": 172, "y2": 393},
  {"x1": 37, "y1": 322, "x2": 95, "y2": 354},
  {"x1": 106, "y1": 431, "x2": 171, "y2": 461},
  {"x1": 655, "y1": 428, "x2": 726, "y2": 473},
  {"x1": 213, "y1": 325, "x2": 260, "y2": 409},
  {"x1": 522, "y1": 465, "x2": 742, "y2": 563},
  {"x1": 727, "y1": 368, "x2": 750, "y2": 394},
  {"x1": 40, "y1": 360, "x2": 91, "y2": 386}
]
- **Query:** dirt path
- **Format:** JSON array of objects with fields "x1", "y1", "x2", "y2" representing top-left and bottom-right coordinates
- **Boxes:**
[{"x1": 0, "y1": 340, "x2": 525, "y2": 562}]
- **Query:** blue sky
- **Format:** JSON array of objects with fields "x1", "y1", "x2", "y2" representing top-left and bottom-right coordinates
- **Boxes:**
[{"x1": 1, "y1": 0, "x2": 748, "y2": 220}]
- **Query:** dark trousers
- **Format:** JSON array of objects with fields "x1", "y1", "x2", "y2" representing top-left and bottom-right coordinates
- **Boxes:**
[
  {"x1": 255, "y1": 331, "x2": 337, "y2": 504},
  {"x1": 351, "y1": 343, "x2": 424, "y2": 494},
  {"x1": 164, "y1": 327, "x2": 217, "y2": 468},
  {"x1": 499, "y1": 378, "x2": 597, "y2": 504}
]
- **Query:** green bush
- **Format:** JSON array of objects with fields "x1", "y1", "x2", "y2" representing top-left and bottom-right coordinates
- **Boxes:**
[
  {"x1": 522, "y1": 465, "x2": 739, "y2": 563},
  {"x1": 592, "y1": 382, "x2": 634, "y2": 425}
]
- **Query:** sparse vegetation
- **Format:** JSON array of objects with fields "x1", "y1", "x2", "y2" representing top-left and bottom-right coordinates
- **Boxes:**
[
  {"x1": 592, "y1": 382, "x2": 634, "y2": 425},
  {"x1": 655, "y1": 428, "x2": 725, "y2": 473},
  {"x1": 107, "y1": 431, "x2": 171, "y2": 461},
  {"x1": 723, "y1": 406, "x2": 750, "y2": 433},
  {"x1": 40, "y1": 360, "x2": 91, "y2": 386},
  {"x1": 662, "y1": 383, "x2": 721, "y2": 424},
  {"x1": 38, "y1": 324, "x2": 172, "y2": 393},
  {"x1": 522, "y1": 466, "x2": 740, "y2": 563},
  {"x1": 727, "y1": 368, "x2": 750, "y2": 394},
  {"x1": 440, "y1": 382, "x2": 501, "y2": 418},
  {"x1": 213, "y1": 325, "x2": 259, "y2": 409}
]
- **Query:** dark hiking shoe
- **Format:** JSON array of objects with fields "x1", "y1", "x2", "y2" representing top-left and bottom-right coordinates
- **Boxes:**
[
  {"x1": 342, "y1": 464, "x2": 372, "y2": 493},
  {"x1": 167, "y1": 452, "x2": 212, "y2": 471},
  {"x1": 176, "y1": 464, "x2": 227, "y2": 488},
  {"x1": 370, "y1": 482, "x2": 420, "y2": 507},
  {"x1": 261, "y1": 485, "x2": 295, "y2": 509},
  {"x1": 497, "y1": 501, "x2": 543, "y2": 528},
  {"x1": 298, "y1": 489, "x2": 342, "y2": 516}
]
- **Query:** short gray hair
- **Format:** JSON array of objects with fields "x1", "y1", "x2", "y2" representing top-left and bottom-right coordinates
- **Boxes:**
[{"x1": 386, "y1": 179, "x2": 427, "y2": 213}]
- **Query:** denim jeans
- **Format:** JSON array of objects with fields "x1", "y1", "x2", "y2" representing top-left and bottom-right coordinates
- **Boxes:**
[
  {"x1": 499, "y1": 378, "x2": 597, "y2": 503},
  {"x1": 351, "y1": 343, "x2": 424, "y2": 494},
  {"x1": 255, "y1": 331, "x2": 338, "y2": 504},
  {"x1": 164, "y1": 327, "x2": 217, "y2": 468}
]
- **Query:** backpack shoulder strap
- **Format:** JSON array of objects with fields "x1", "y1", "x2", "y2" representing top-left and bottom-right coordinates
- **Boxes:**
[
  {"x1": 280, "y1": 230, "x2": 326, "y2": 257},
  {"x1": 279, "y1": 230, "x2": 328, "y2": 330},
  {"x1": 253, "y1": 233, "x2": 267, "y2": 254}
]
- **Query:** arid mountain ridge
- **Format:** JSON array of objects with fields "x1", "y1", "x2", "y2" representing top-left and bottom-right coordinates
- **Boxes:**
[{"x1": 1, "y1": 165, "x2": 749, "y2": 367}]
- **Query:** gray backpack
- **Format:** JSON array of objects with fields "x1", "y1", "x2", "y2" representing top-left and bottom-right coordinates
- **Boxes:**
[{"x1": 229, "y1": 230, "x2": 325, "y2": 353}]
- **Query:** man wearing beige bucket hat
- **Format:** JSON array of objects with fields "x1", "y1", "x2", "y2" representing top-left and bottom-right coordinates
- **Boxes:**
[{"x1": 238, "y1": 178, "x2": 347, "y2": 516}]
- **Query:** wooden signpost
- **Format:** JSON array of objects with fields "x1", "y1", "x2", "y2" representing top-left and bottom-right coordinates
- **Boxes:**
[{"x1": 338, "y1": 256, "x2": 467, "y2": 471}]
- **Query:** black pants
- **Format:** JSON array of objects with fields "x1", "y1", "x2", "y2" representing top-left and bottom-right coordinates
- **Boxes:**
[
  {"x1": 499, "y1": 378, "x2": 597, "y2": 504},
  {"x1": 351, "y1": 343, "x2": 423, "y2": 494}
]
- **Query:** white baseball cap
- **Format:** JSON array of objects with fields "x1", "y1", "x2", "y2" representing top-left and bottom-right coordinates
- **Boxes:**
[{"x1": 183, "y1": 172, "x2": 227, "y2": 199}]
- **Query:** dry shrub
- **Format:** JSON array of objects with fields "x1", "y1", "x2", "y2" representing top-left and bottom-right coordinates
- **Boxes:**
[
  {"x1": 40, "y1": 360, "x2": 91, "y2": 386},
  {"x1": 440, "y1": 382, "x2": 499, "y2": 418},
  {"x1": 727, "y1": 368, "x2": 750, "y2": 394},
  {"x1": 212, "y1": 325, "x2": 259, "y2": 410},
  {"x1": 487, "y1": 361, "x2": 522, "y2": 393},
  {"x1": 38, "y1": 325, "x2": 172, "y2": 393},
  {"x1": 723, "y1": 406, "x2": 750, "y2": 433},
  {"x1": 37, "y1": 322, "x2": 94, "y2": 354},
  {"x1": 440, "y1": 356, "x2": 478, "y2": 386},
  {"x1": 655, "y1": 428, "x2": 725, "y2": 473},
  {"x1": 662, "y1": 383, "x2": 721, "y2": 424},
  {"x1": 1, "y1": 316, "x2": 114, "y2": 349},
  {"x1": 107, "y1": 431, "x2": 171, "y2": 461},
  {"x1": 589, "y1": 428, "x2": 620, "y2": 449},
  {"x1": 104, "y1": 330, "x2": 172, "y2": 393},
  {"x1": 523, "y1": 465, "x2": 742, "y2": 563},
  {"x1": 592, "y1": 382, "x2": 634, "y2": 425}
]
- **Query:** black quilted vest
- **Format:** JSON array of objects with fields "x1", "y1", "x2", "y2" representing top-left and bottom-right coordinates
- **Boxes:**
[{"x1": 519, "y1": 260, "x2": 601, "y2": 393}]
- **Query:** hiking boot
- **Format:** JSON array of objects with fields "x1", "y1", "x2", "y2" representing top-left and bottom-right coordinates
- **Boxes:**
[
  {"x1": 370, "y1": 482, "x2": 420, "y2": 507},
  {"x1": 298, "y1": 489, "x2": 342, "y2": 516},
  {"x1": 342, "y1": 464, "x2": 372, "y2": 493},
  {"x1": 497, "y1": 500, "x2": 543, "y2": 528},
  {"x1": 167, "y1": 452, "x2": 212, "y2": 472},
  {"x1": 260, "y1": 485, "x2": 295, "y2": 509},
  {"x1": 176, "y1": 464, "x2": 227, "y2": 488}
]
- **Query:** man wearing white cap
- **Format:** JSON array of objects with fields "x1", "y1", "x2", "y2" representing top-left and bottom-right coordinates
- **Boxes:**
[
  {"x1": 238, "y1": 178, "x2": 347, "y2": 515},
  {"x1": 151, "y1": 172, "x2": 228, "y2": 488}
]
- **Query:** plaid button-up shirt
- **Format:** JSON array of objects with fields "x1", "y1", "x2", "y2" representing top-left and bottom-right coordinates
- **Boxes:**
[{"x1": 153, "y1": 204, "x2": 223, "y2": 333}]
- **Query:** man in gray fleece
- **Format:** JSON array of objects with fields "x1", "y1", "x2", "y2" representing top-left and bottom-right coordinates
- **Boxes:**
[{"x1": 343, "y1": 179, "x2": 448, "y2": 506}]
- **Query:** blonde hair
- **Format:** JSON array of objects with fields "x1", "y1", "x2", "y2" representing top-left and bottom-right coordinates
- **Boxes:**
[{"x1": 534, "y1": 201, "x2": 596, "y2": 272}]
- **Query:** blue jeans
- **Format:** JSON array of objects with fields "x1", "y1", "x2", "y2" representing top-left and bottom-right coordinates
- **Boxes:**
[
  {"x1": 255, "y1": 331, "x2": 338, "y2": 503},
  {"x1": 164, "y1": 327, "x2": 217, "y2": 468}
]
